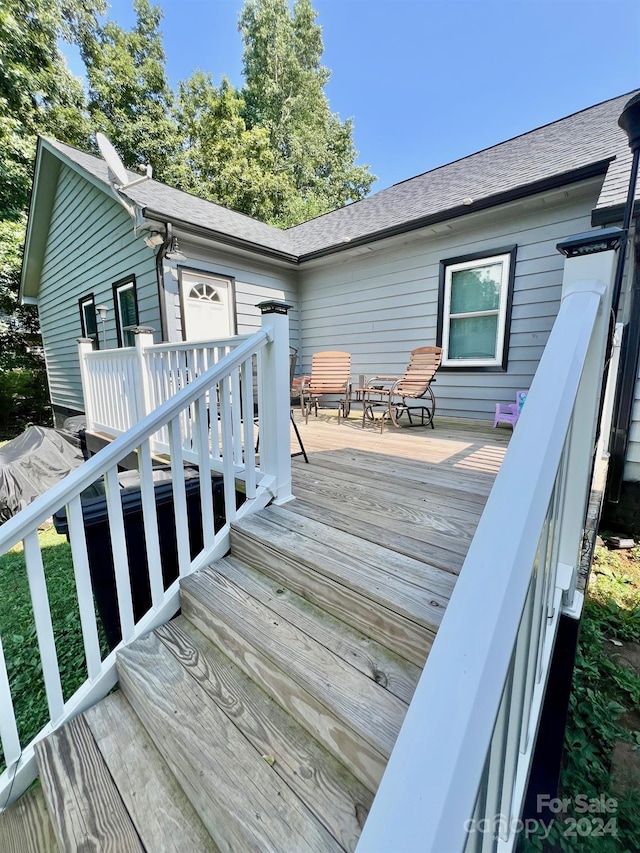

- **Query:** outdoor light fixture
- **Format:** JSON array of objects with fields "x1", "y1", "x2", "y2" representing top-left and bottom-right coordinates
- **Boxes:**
[
  {"x1": 165, "y1": 237, "x2": 186, "y2": 261},
  {"x1": 96, "y1": 305, "x2": 108, "y2": 348},
  {"x1": 144, "y1": 232, "x2": 164, "y2": 249}
]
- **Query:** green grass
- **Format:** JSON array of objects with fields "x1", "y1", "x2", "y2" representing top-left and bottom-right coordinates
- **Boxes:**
[
  {"x1": 0, "y1": 525, "x2": 107, "y2": 774},
  {"x1": 523, "y1": 541, "x2": 640, "y2": 851}
]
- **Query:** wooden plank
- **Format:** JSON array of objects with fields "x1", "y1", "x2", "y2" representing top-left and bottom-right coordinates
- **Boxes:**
[
  {"x1": 0, "y1": 785, "x2": 58, "y2": 853},
  {"x1": 260, "y1": 506, "x2": 456, "y2": 600},
  {"x1": 184, "y1": 566, "x2": 407, "y2": 755},
  {"x1": 229, "y1": 522, "x2": 436, "y2": 667},
  {"x1": 84, "y1": 692, "x2": 218, "y2": 852},
  {"x1": 286, "y1": 496, "x2": 466, "y2": 573},
  {"x1": 233, "y1": 512, "x2": 451, "y2": 628},
  {"x1": 157, "y1": 617, "x2": 372, "y2": 852},
  {"x1": 180, "y1": 573, "x2": 391, "y2": 792},
  {"x1": 296, "y1": 460, "x2": 485, "y2": 525},
  {"x1": 216, "y1": 555, "x2": 421, "y2": 704},
  {"x1": 117, "y1": 633, "x2": 344, "y2": 853},
  {"x1": 291, "y1": 464, "x2": 474, "y2": 554},
  {"x1": 300, "y1": 451, "x2": 490, "y2": 509},
  {"x1": 35, "y1": 715, "x2": 144, "y2": 852}
]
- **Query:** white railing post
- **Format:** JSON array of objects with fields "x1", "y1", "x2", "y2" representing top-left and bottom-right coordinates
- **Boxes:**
[
  {"x1": 257, "y1": 301, "x2": 293, "y2": 504},
  {"x1": 555, "y1": 231, "x2": 621, "y2": 610},
  {"x1": 77, "y1": 338, "x2": 95, "y2": 431},
  {"x1": 132, "y1": 327, "x2": 155, "y2": 420}
]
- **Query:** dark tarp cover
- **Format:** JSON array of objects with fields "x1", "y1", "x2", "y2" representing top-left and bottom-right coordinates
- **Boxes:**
[{"x1": 0, "y1": 426, "x2": 85, "y2": 523}]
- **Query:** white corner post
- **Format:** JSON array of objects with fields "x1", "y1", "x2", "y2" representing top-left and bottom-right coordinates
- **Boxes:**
[
  {"x1": 133, "y1": 327, "x2": 155, "y2": 421},
  {"x1": 555, "y1": 229, "x2": 624, "y2": 611},
  {"x1": 257, "y1": 301, "x2": 293, "y2": 504},
  {"x1": 77, "y1": 338, "x2": 96, "y2": 432}
]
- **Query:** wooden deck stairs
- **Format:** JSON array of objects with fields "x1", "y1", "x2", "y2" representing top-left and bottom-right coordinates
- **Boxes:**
[{"x1": 0, "y1": 503, "x2": 457, "y2": 852}]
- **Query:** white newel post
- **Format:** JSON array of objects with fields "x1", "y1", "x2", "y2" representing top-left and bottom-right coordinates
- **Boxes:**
[
  {"x1": 77, "y1": 338, "x2": 95, "y2": 431},
  {"x1": 257, "y1": 301, "x2": 293, "y2": 504},
  {"x1": 132, "y1": 327, "x2": 155, "y2": 421},
  {"x1": 555, "y1": 229, "x2": 624, "y2": 611}
]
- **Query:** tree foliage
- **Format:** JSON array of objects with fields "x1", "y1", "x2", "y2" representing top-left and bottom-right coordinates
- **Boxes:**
[
  {"x1": 82, "y1": 0, "x2": 179, "y2": 183},
  {"x1": 239, "y1": 0, "x2": 374, "y2": 224},
  {"x1": 0, "y1": 0, "x2": 105, "y2": 431}
]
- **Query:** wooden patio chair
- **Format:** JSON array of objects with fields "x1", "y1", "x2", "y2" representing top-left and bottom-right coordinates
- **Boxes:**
[
  {"x1": 361, "y1": 346, "x2": 442, "y2": 431},
  {"x1": 300, "y1": 351, "x2": 351, "y2": 424}
]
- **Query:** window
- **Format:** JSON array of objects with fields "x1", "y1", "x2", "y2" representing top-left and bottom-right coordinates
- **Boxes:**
[
  {"x1": 79, "y1": 294, "x2": 99, "y2": 349},
  {"x1": 437, "y1": 247, "x2": 516, "y2": 369},
  {"x1": 113, "y1": 276, "x2": 139, "y2": 347}
]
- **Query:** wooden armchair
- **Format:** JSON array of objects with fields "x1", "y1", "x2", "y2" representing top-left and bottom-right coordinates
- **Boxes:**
[
  {"x1": 300, "y1": 351, "x2": 351, "y2": 423},
  {"x1": 363, "y1": 346, "x2": 442, "y2": 431}
]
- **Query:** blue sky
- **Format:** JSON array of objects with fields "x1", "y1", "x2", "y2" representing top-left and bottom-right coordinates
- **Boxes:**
[{"x1": 63, "y1": 0, "x2": 640, "y2": 193}]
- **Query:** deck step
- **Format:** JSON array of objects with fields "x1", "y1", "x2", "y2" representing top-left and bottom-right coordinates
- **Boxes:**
[
  {"x1": 0, "y1": 785, "x2": 58, "y2": 853},
  {"x1": 215, "y1": 555, "x2": 421, "y2": 704},
  {"x1": 230, "y1": 505, "x2": 454, "y2": 665},
  {"x1": 117, "y1": 630, "x2": 346, "y2": 853},
  {"x1": 83, "y1": 691, "x2": 217, "y2": 852},
  {"x1": 35, "y1": 715, "x2": 144, "y2": 851},
  {"x1": 181, "y1": 561, "x2": 408, "y2": 791},
  {"x1": 156, "y1": 615, "x2": 372, "y2": 851}
]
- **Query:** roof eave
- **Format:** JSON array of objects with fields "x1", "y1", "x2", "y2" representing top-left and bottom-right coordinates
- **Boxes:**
[
  {"x1": 297, "y1": 159, "x2": 614, "y2": 264},
  {"x1": 591, "y1": 199, "x2": 640, "y2": 227},
  {"x1": 142, "y1": 208, "x2": 300, "y2": 265},
  {"x1": 19, "y1": 139, "x2": 60, "y2": 303}
]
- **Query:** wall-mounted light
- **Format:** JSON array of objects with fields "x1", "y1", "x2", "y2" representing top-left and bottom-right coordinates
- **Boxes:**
[
  {"x1": 144, "y1": 232, "x2": 165, "y2": 249},
  {"x1": 96, "y1": 305, "x2": 108, "y2": 348},
  {"x1": 165, "y1": 237, "x2": 186, "y2": 261}
]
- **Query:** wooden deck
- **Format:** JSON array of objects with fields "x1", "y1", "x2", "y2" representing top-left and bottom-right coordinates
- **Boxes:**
[
  {"x1": 0, "y1": 414, "x2": 512, "y2": 852},
  {"x1": 288, "y1": 411, "x2": 510, "y2": 575}
]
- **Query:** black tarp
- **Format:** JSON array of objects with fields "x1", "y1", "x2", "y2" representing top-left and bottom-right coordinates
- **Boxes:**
[{"x1": 0, "y1": 426, "x2": 85, "y2": 523}]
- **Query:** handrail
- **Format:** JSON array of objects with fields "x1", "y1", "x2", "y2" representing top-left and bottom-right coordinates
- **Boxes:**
[
  {"x1": 142, "y1": 335, "x2": 251, "y2": 354},
  {"x1": 0, "y1": 311, "x2": 294, "y2": 807},
  {"x1": 0, "y1": 330, "x2": 270, "y2": 551},
  {"x1": 357, "y1": 249, "x2": 617, "y2": 852}
]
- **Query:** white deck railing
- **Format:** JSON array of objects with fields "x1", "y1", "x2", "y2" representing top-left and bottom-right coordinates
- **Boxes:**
[
  {"x1": 0, "y1": 304, "x2": 293, "y2": 807},
  {"x1": 357, "y1": 240, "x2": 620, "y2": 853},
  {"x1": 79, "y1": 333, "x2": 252, "y2": 443}
]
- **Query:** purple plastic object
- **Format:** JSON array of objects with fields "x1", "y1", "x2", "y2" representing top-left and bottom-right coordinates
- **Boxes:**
[{"x1": 493, "y1": 390, "x2": 528, "y2": 429}]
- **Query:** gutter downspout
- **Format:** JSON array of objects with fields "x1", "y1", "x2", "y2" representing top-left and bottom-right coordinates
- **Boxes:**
[
  {"x1": 606, "y1": 92, "x2": 640, "y2": 503},
  {"x1": 154, "y1": 223, "x2": 173, "y2": 342}
]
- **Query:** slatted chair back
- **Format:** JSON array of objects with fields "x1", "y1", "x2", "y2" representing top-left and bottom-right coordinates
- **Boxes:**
[
  {"x1": 301, "y1": 351, "x2": 352, "y2": 423},
  {"x1": 307, "y1": 351, "x2": 352, "y2": 394},
  {"x1": 395, "y1": 346, "x2": 442, "y2": 399}
]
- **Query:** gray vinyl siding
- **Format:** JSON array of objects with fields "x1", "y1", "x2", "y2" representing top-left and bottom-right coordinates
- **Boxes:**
[
  {"x1": 297, "y1": 184, "x2": 601, "y2": 422},
  {"x1": 37, "y1": 165, "x2": 161, "y2": 415},
  {"x1": 165, "y1": 239, "x2": 299, "y2": 350}
]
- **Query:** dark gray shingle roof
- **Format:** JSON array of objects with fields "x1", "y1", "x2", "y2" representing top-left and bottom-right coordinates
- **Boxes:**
[
  {"x1": 46, "y1": 90, "x2": 638, "y2": 261},
  {"x1": 286, "y1": 91, "x2": 638, "y2": 257},
  {"x1": 46, "y1": 139, "x2": 299, "y2": 258}
]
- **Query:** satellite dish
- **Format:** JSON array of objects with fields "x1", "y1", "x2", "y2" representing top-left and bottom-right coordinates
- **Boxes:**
[{"x1": 96, "y1": 132, "x2": 129, "y2": 187}]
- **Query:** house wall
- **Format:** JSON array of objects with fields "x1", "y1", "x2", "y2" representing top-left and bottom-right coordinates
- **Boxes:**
[
  {"x1": 37, "y1": 165, "x2": 161, "y2": 424},
  {"x1": 161, "y1": 237, "x2": 300, "y2": 351},
  {"x1": 297, "y1": 180, "x2": 602, "y2": 422}
]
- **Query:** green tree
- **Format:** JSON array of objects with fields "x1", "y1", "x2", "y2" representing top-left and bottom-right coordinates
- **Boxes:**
[
  {"x1": 82, "y1": 0, "x2": 181, "y2": 183},
  {"x1": 238, "y1": 0, "x2": 374, "y2": 225},
  {"x1": 0, "y1": 0, "x2": 103, "y2": 433},
  {"x1": 173, "y1": 73, "x2": 293, "y2": 222}
]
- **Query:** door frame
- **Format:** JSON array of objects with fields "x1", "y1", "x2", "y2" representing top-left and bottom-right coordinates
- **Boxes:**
[{"x1": 178, "y1": 266, "x2": 238, "y2": 341}]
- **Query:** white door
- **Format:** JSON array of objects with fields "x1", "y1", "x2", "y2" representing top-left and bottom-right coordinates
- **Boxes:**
[{"x1": 181, "y1": 271, "x2": 234, "y2": 341}]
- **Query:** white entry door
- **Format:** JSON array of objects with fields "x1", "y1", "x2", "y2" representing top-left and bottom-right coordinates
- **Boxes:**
[{"x1": 180, "y1": 270, "x2": 234, "y2": 341}]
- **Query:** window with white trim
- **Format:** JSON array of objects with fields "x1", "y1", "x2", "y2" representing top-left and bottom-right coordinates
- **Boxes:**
[
  {"x1": 79, "y1": 294, "x2": 99, "y2": 349},
  {"x1": 113, "y1": 277, "x2": 138, "y2": 347},
  {"x1": 438, "y1": 248, "x2": 516, "y2": 369}
]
